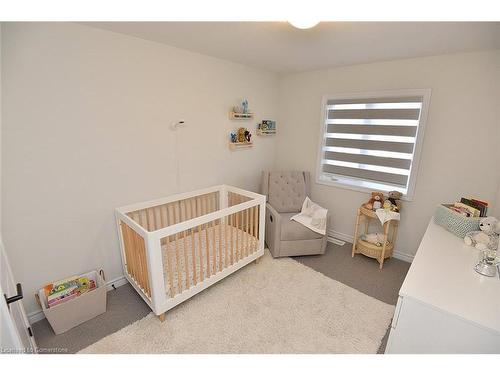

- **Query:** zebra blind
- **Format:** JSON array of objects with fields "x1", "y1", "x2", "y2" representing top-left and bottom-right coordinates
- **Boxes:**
[{"x1": 319, "y1": 95, "x2": 426, "y2": 195}]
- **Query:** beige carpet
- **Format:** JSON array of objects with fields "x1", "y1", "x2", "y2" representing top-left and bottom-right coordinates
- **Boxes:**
[{"x1": 79, "y1": 250, "x2": 394, "y2": 354}]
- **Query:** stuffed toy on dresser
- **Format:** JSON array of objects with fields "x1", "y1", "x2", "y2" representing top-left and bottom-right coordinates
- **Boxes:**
[{"x1": 464, "y1": 216, "x2": 500, "y2": 250}]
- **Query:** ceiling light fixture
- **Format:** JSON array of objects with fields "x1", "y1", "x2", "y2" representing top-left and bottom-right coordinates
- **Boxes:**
[{"x1": 288, "y1": 19, "x2": 320, "y2": 29}]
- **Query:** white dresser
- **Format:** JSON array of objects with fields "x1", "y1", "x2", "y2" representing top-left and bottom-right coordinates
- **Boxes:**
[{"x1": 386, "y1": 219, "x2": 500, "y2": 353}]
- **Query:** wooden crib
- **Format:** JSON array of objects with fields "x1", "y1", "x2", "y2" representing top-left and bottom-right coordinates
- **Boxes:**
[{"x1": 115, "y1": 185, "x2": 266, "y2": 321}]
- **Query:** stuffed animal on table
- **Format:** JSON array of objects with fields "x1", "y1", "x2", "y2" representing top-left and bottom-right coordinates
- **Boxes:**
[
  {"x1": 383, "y1": 200, "x2": 393, "y2": 211},
  {"x1": 361, "y1": 233, "x2": 386, "y2": 247},
  {"x1": 464, "y1": 216, "x2": 500, "y2": 251},
  {"x1": 387, "y1": 190, "x2": 402, "y2": 212},
  {"x1": 363, "y1": 192, "x2": 385, "y2": 210}
]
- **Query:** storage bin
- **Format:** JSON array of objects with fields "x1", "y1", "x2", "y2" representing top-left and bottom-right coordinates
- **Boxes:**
[
  {"x1": 433, "y1": 204, "x2": 480, "y2": 239},
  {"x1": 36, "y1": 270, "x2": 107, "y2": 334}
]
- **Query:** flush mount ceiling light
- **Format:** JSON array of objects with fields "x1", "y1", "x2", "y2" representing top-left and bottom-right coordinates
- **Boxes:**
[{"x1": 288, "y1": 19, "x2": 320, "y2": 29}]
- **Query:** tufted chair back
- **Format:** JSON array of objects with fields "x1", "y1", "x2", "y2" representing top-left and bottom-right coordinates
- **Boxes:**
[{"x1": 261, "y1": 171, "x2": 311, "y2": 213}]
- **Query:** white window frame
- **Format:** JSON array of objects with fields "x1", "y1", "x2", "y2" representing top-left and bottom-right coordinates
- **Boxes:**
[{"x1": 315, "y1": 89, "x2": 431, "y2": 201}]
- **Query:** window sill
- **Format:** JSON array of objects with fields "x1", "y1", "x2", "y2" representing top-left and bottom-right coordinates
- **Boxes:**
[{"x1": 316, "y1": 174, "x2": 414, "y2": 202}]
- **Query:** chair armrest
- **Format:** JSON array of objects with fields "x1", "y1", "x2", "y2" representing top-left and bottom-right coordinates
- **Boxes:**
[
  {"x1": 265, "y1": 203, "x2": 282, "y2": 256},
  {"x1": 266, "y1": 203, "x2": 282, "y2": 227}
]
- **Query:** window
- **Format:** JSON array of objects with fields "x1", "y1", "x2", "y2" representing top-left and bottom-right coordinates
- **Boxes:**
[{"x1": 316, "y1": 89, "x2": 431, "y2": 200}]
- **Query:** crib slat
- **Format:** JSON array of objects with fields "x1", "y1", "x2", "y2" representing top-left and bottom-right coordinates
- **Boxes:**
[
  {"x1": 236, "y1": 211, "x2": 240, "y2": 262},
  {"x1": 139, "y1": 210, "x2": 148, "y2": 230},
  {"x1": 160, "y1": 205, "x2": 168, "y2": 229},
  {"x1": 129, "y1": 226, "x2": 142, "y2": 286},
  {"x1": 255, "y1": 206, "x2": 260, "y2": 250},
  {"x1": 149, "y1": 208, "x2": 157, "y2": 231},
  {"x1": 254, "y1": 206, "x2": 258, "y2": 253},
  {"x1": 171, "y1": 203, "x2": 182, "y2": 294},
  {"x1": 130, "y1": 212, "x2": 138, "y2": 226},
  {"x1": 124, "y1": 223, "x2": 139, "y2": 283},
  {"x1": 181, "y1": 200, "x2": 191, "y2": 289},
  {"x1": 241, "y1": 209, "x2": 246, "y2": 258},
  {"x1": 127, "y1": 226, "x2": 138, "y2": 283},
  {"x1": 249, "y1": 206, "x2": 254, "y2": 254},
  {"x1": 174, "y1": 233, "x2": 182, "y2": 294},
  {"x1": 205, "y1": 223, "x2": 211, "y2": 277},
  {"x1": 202, "y1": 195, "x2": 207, "y2": 215},
  {"x1": 197, "y1": 224, "x2": 204, "y2": 282},
  {"x1": 137, "y1": 234, "x2": 151, "y2": 297},
  {"x1": 241, "y1": 209, "x2": 245, "y2": 258},
  {"x1": 229, "y1": 214, "x2": 234, "y2": 264},
  {"x1": 134, "y1": 234, "x2": 146, "y2": 293},
  {"x1": 207, "y1": 196, "x2": 215, "y2": 273},
  {"x1": 191, "y1": 227, "x2": 197, "y2": 285},
  {"x1": 245, "y1": 208, "x2": 250, "y2": 257},
  {"x1": 211, "y1": 220, "x2": 216, "y2": 274},
  {"x1": 154, "y1": 206, "x2": 162, "y2": 230},
  {"x1": 190, "y1": 197, "x2": 196, "y2": 218},
  {"x1": 181, "y1": 200, "x2": 186, "y2": 222},
  {"x1": 183, "y1": 230, "x2": 190, "y2": 290},
  {"x1": 121, "y1": 222, "x2": 134, "y2": 280},
  {"x1": 134, "y1": 232, "x2": 146, "y2": 294},
  {"x1": 164, "y1": 205, "x2": 175, "y2": 297},
  {"x1": 188, "y1": 199, "x2": 198, "y2": 284},
  {"x1": 218, "y1": 218, "x2": 223, "y2": 272},
  {"x1": 224, "y1": 215, "x2": 229, "y2": 268},
  {"x1": 195, "y1": 199, "x2": 204, "y2": 282},
  {"x1": 129, "y1": 214, "x2": 142, "y2": 278},
  {"x1": 129, "y1": 226, "x2": 150, "y2": 297},
  {"x1": 185, "y1": 199, "x2": 192, "y2": 220},
  {"x1": 145, "y1": 208, "x2": 152, "y2": 231},
  {"x1": 122, "y1": 222, "x2": 151, "y2": 298},
  {"x1": 165, "y1": 240, "x2": 175, "y2": 298},
  {"x1": 207, "y1": 221, "x2": 212, "y2": 275}
]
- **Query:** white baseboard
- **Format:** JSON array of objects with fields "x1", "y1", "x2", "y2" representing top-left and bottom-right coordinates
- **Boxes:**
[
  {"x1": 392, "y1": 251, "x2": 414, "y2": 263},
  {"x1": 105, "y1": 275, "x2": 128, "y2": 291},
  {"x1": 27, "y1": 275, "x2": 129, "y2": 325},
  {"x1": 27, "y1": 309, "x2": 46, "y2": 325},
  {"x1": 328, "y1": 229, "x2": 354, "y2": 243},
  {"x1": 327, "y1": 229, "x2": 414, "y2": 263}
]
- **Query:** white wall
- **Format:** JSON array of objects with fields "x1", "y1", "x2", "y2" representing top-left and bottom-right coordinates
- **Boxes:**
[
  {"x1": 276, "y1": 50, "x2": 500, "y2": 259},
  {"x1": 1, "y1": 23, "x2": 279, "y2": 315}
]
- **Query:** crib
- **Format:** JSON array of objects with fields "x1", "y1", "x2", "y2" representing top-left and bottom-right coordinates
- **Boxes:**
[{"x1": 115, "y1": 185, "x2": 266, "y2": 321}]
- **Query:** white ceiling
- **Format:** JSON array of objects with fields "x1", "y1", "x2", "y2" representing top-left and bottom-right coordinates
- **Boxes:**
[{"x1": 82, "y1": 22, "x2": 500, "y2": 73}]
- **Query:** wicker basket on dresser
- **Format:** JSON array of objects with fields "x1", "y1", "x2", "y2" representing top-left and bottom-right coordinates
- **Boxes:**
[{"x1": 352, "y1": 206, "x2": 399, "y2": 269}]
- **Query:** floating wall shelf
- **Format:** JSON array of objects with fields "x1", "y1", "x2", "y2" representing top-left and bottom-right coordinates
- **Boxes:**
[
  {"x1": 257, "y1": 130, "x2": 276, "y2": 136},
  {"x1": 229, "y1": 112, "x2": 254, "y2": 120},
  {"x1": 229, "y1": 142, "x2": 253, "y2": 150}
]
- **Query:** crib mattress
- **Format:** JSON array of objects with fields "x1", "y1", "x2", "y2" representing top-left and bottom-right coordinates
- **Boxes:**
[{"x1": 161, "y1": 223, "x2": 258, "y2": 297}]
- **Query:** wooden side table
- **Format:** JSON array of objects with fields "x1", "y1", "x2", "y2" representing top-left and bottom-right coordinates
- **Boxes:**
[{"x1": 352, "y1": 206, "x2": 399, "y2": 269}]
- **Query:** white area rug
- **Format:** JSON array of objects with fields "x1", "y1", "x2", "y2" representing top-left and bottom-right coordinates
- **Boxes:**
[{"x1": 80, "y1": 251, "x2": 394, "y2": 354}]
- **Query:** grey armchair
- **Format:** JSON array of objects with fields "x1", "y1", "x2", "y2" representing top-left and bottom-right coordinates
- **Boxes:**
[{"x1": 261, "y1": 171, "x2": 328, "y2": 258}]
